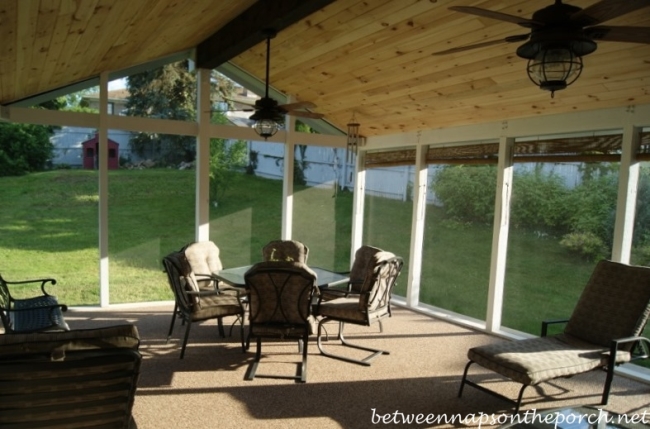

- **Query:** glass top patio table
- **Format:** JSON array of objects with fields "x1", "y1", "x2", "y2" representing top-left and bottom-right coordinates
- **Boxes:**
[{"x1": 213, "y1": 265, "x2": 349, "y2": 289}]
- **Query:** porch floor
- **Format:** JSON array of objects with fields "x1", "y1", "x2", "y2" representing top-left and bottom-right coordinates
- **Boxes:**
[{"x1": 65, "y1": 303, "x2": 650, "y2": 429}]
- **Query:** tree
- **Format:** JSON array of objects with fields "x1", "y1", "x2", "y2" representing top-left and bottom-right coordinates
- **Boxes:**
[
  {"x1": 126, "y1": 62, "x2": 235, "y2": 166},
  {"x1": 0, "y1": 122, "x2": 54, "y2": 176}
]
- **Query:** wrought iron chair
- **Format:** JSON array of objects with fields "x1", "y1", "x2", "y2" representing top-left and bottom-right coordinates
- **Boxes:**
[
  {"x1": 0, "y1": 324, "x2": 141, "y2": 428},
  {"x1": 0, "y1": 274, "x2": 69, "y2": 334},
  {"x1": 182, "y1": 240, "x2": 239, "y2": 337},
  {"x1": 458, "y1": 259, "x2": 650, "y2": 412},
  {"x1": 314, "y1": 250, "x2": 403, "y2": 366},
  {"x1": 162, "y1": 251, "x2": 245, "y2": 359},
  {"x1": 244, "y1": 261, "x2": 319, "y2": 382}
]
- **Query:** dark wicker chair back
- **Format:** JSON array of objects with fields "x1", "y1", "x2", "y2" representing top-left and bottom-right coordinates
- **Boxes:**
[{"x1": 0, "y1": 324, "x2": 141, "y2": 428}]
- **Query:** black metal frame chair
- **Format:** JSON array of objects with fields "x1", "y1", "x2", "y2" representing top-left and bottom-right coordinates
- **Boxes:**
[
  {"x1": 162, "y1": 251, "x2": 245, "y2": 359},
  {"x1": 458, "y1": 259, "x2": 650, "y2": 412},
  {"x1": 314, "y1": 251, "x2": 403, "y2": 366},
  {"x1": 0, "y1": 274, "x2": 69, "y2": 334},
  {"x1": 244, "y1": 261, "x2": 318, "y2": 383}
]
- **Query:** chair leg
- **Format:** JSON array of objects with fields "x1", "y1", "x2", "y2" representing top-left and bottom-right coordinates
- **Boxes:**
[
  {"x1": 458, "y1": 359, "x2": 529, "y2": 413},
  {"x1": 245, "y1": 337, "x2": 262, "y2": 381},
  {"x1": 245, "y1": 334, "x2": 309, "y2": 382},
  {"x1": 166, "y1": 303, "x2": 178, "y2": 343},
  {"x1": 180, "y1": 321, "x2": 192, "y2": 359},
  {"x1": 317, "y1": 318, "x2": 387, "y2": 366},
  {"x1": 602, "y1": 352, "x2": 617, "y2": 405},
  {"x1": 217, "y1": 317, "x2": 226, "y2": 338},
  {"x1": 299, "y1": 332, "x2": 309, "y2": 383},
  {"x1": 458, "y1": 360, "x2": 474, "y2": 398}
]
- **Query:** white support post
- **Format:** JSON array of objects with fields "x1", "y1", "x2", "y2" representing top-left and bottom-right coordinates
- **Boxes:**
[
  {"x1": 350, "y1": 150, "x2": 366, "y2": 268},
  {"x1": 98, "y1": 72, "x2": 110, "y2": 307},
  {"x1": 611, "y1": 124, "x2": 641, "y2": 263},
  {"x1": 282, "y1": 111, "x2": 296, "y2": 240},
  {"x1": 486, "y1": 137, "x2": 514, "y2": 332},
  {"x1": 406, "y1": 143, "x2": 427, "y2": 308},
  {"x1": 195, "y1": 68, "x2": 211, "y2": 242}
]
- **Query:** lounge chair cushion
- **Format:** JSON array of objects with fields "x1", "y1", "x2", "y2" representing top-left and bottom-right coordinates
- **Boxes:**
[
  {"x1": 468, "y1": 333, "x2": 632, "y2": 386},
  {"x1": 564, "y1": 260, "x2": 650, "y2": 347}
]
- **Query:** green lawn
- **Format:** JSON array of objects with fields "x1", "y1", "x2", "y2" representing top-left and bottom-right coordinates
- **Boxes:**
[{"x1": 1, "y1": 169, "x2": 648, "y2": 362}]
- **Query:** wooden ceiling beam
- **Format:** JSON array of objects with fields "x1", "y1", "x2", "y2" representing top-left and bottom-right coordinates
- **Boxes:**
[{"x1": 196, "y1": 0, "x2": 336, "y2": 70}]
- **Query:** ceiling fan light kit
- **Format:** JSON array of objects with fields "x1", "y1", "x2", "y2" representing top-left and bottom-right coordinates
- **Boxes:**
[
  {"x1": 440, "y1": 0, "x2": 650, "y2": 98},
  {"x1": 525, "y1": 46, "x2": 584, "y2": 97}
]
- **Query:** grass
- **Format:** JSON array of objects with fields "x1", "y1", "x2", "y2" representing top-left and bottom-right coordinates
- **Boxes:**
[{"x1": 1, "y1": 169, "x2": 648, "y2": 362}]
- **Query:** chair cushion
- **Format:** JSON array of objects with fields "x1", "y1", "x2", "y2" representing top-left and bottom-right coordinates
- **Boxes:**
[
  {"x1": 0, "y1": 324, "x2": 140, "y2": 359},
  {"x1": 468, "y1": 333, "x2": 632, "y2": 386},
  {"x1": 262, "y1": 240, "x2": 309, "y2": 263},
  {"x1": 184, "y1": 241, "x2": 222, "y2": 290},
  {"x1": 564, "y1": 260, "x2": 650, "y2": 347},
  {"x1": 192, "y1": 293, "x2": 243, "y2": 321},
  {"x1": 317, "y1": 296, "x2": 390, "y2": 324}
]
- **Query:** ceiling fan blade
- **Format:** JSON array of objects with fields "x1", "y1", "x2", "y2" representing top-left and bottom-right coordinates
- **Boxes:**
[
  {"x1": 571, "y1": 0, "x2": 650, "y2": 26},
  {"x1": 288, "y1": 110, "x2": 324, "y2": 119},
  {"x1": 223, "y1": 97, "x2": 256, "y2": 108},
  {"x1": 586, "y1": 25, "x2": 650, "y2": 43},
  {"x1": 448, "y1": 6, "x2": 541, "y2": 28},
  {"x1": 278, "y1": 101, "x2": 317, "y2": 111},
  {"x1": 433, "y1": 34, "x2": 530, "y2": 55}
]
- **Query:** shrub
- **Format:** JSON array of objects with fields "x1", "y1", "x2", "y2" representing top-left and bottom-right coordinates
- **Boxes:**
[
  {"x1": 560, "y1": 231, "x2": 606, "y2": 261},
  {"x1": 510, "y1": 169, "x2": 570, "y2": 234},
  {"x1": 431, "y1": 165, "x2": 497, "y2": 224},
  {"x1": 0, "y1": 123, "x2": 53, "y2": 176}
]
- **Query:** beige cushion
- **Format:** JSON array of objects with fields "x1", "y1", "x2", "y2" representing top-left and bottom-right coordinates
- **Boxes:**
[
  {"x1": 564, "y1": 260, "x2": 650, "y2": 347},
  {"x1": 184, "y1": 241, "x2": 222, "y2": 290},
  {"x1": 468, "y1": 333, "x2": 631, "y2": 386},
  {"x1": 262, "y1": 240, "x2": 309, "y2": 263}
]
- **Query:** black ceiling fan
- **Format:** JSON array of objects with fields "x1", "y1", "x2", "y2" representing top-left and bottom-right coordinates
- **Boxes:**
[
  {"x1": 246, "y1": 28, "x2": 323, "y2": 138},
  {"x1": 435, "y1": 0, "x2": 650, "y2": 96}
]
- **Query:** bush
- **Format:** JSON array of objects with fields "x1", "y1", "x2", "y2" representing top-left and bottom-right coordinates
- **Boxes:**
[
  {"x1": 510, "y1": 169, "x2": 570, "y2": 234},
  {"x1": 0, "y1": 123, "x2": 53, "y2": 176},
  {"x1": 432, "y1": 165, "x2": 497, "y2": 224},
  {"x1": 560, "y1": 231, "x2": 606, "y2": 261}
]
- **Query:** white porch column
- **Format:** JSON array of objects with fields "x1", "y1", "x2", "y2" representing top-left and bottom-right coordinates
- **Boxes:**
[
  {"x1": 282, "y1": 112, "x2": 296, "y2": 240},
  {"x1": 612, "y1": 124, "x2": 641, "y2": 263},
  {"x1": 486, "y1": 136, "x2": 514, "y2": 332},
  {"x1": 98, "y1": 71, "x2": 109, "y2": 307},
  {"x1": 406, "y1": 143, "x2": 427, "y2": 308},
  {"x1": 350, "y1": 150, "x2": 366, "y2": 268},
  {"x1": 195, "y1": 68, "x2": 211, "y2": 242}
]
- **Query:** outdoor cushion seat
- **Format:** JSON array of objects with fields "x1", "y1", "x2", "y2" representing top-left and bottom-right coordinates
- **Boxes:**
[
  {"x1": 262, "y1": 239, "x2": 309, "y2": 263},
  {"x1": 0, "y1": 324, "x2": 141, "y2": 429},
  {"x1": 163, "y1": 251, "x2": 245, "y2": 359},
  {"x1": 459, "y1": 260, "x2": 650, "y2": 412},
  {"x1": 468, "y1": 334, "x2": 631, "y2": 386},
  {"x1": 314, "y1": 249, "x2": 403, "y2": 366}
]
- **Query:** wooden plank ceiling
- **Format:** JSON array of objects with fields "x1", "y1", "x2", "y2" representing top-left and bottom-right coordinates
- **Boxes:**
[{"x1": 1, "y1": 0, "x2": 649, "y2": 138}]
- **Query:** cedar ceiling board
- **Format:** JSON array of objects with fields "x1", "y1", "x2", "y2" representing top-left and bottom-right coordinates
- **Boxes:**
[
  {"x1": 0, "y1": 2, "x2": 15, "y2": 99},
  {"x1": 38, "y1": 2, "x2": 78, "y2": 91},
  {"x1": 233, "y1": 0, "x2": 408, "y2": 78},
  {"x1": 271, "y1": 6, "x2": 490, "y2": 92}
]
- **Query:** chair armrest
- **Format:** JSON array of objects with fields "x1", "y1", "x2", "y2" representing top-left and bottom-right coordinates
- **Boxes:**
[
  {"x1": 4, "y1": 277, "x2": 57, "y2": 297},
  {"x1": 541, "y1": 318, "x2": 569, "y2": 337},
  {"x1": 6, "y1": 304, "x2": 68, "y2": 313},
  {"x1": 609, "y1": 335, "x2": 650, "y2": 363}
]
